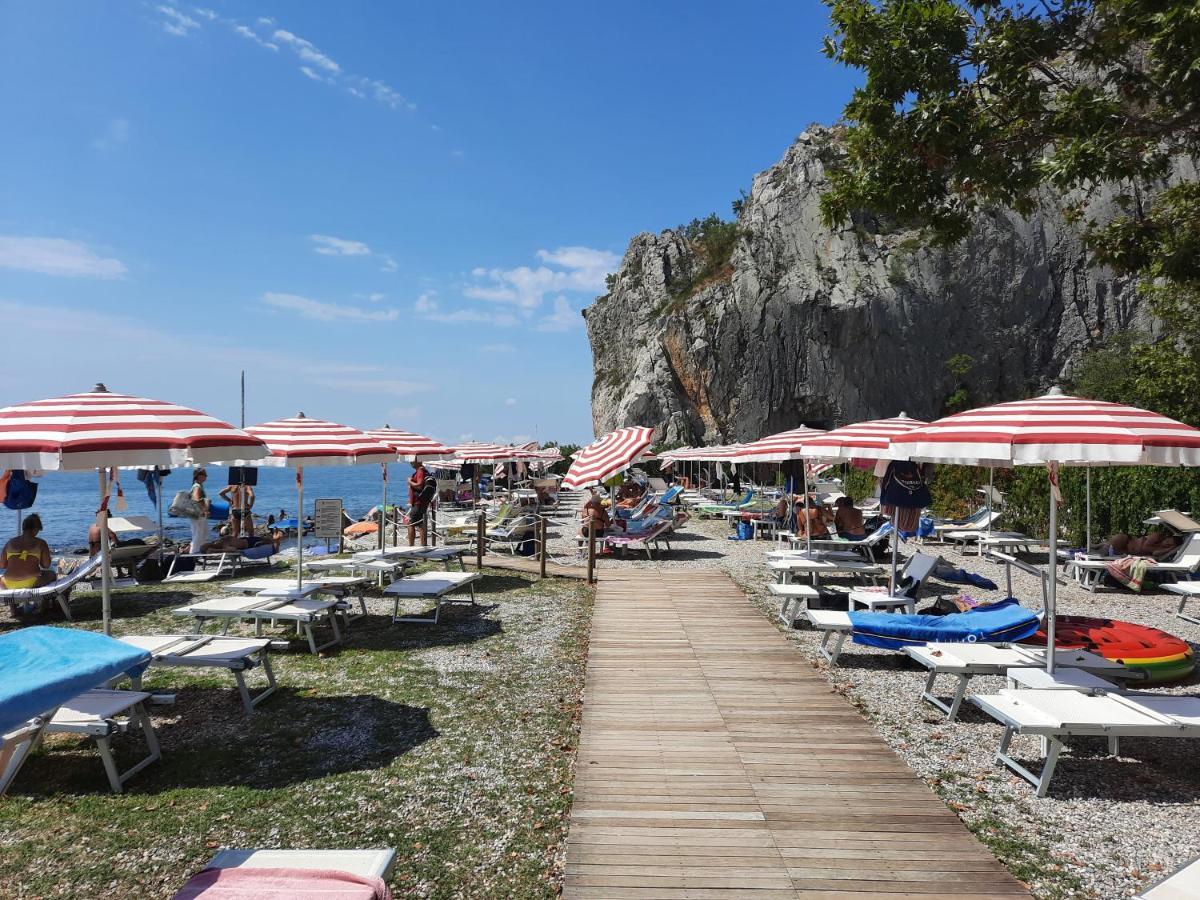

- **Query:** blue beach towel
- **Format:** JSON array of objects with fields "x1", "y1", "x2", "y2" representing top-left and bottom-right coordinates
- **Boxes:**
[
  {"x1": 934, "y1": 566, "x2": 999, "y2": 591},
  {"x1": 0, "y1": 627, "x2": 151, "y2": 733},
  {"x1": 849, "y1": 599, "x2": 1039, "y2": 651}
]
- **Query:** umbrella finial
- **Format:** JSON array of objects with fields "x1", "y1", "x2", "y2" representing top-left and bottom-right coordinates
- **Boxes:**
[
  {"x1": 92, "y1": 383, "x2": 109, "y2": 393},
  {"x1": 896, "y1": 411, "x2": 910, "y2": 419},
  {"x1": 296, "y1": 411, "x2": 307, "y2": 418},
  {"x1": 1045, "y1": 386, "x2": 1066, "y2": 397}
]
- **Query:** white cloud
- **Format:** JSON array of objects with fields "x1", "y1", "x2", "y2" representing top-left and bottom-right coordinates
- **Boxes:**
[
  {"x1": 157, "y1": 5, "x2": 200, "y2": 36},
  {"x1": 413, "y1": 292, "x2": 438, "y2": 314},
  {"x1": 257, "y1": 17, "x2": 274, "y2": 26},
  {"x1": 273, "y1": 29, "x2": 341, "y2": 73},
  {"x1": 192, "y1": 7, "x2": 217, "y2": 20},
  {"x1": 536, "y1": 296, "x2": 580, "y2": 332},
  {"x1": 463, "y1": 245, "x2": 618, "y2": 312},
  {"x1": 92, "y1": 118, "x2": 130, "y2": 151},
  {"x1": 262, "y1": 292, "x2": 400, "y2": 323},
  {"x1": 504, "y1": 398, "x2": 517, "y2": 406},
  {"x1": 310, "y1": 234, "x2": 371, "y2": 256},
  {"x1": 379, "y1": 254, "x2": 398, "y2": 273},
  {"x1": 299, "y1": 66, "x2": 328, "y2": 83},
  {"x1": 413, "y1": 293, "x2": 519, "y2": 327},
  {"x1": 233, "y1": 23, "x2": 277, "y2": 50},
  {"x1": 350, "y1": 77, "x2": 415, "y2": 112},
  {"x1": 0, "y1": 237, "x2": 127, "y2": 279}
]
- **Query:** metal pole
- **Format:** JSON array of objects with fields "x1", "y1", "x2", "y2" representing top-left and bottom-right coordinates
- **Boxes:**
[
  {"x1": 889, "y1": 508, "x2": 900, "y2": 595},
  {"x1": 430, "y1": 498, "x2": 437, "y2": 547},
  {"x1": 539, "y1": 515, "x2": 547, "y2": 579},
  {"x1": 476, "y1": 511, "x2": 484, "y2": 570},
  {"x1": 380, "y1": 463, "x2": 387, "y2": 551},
  {"x1": 296, "y1": 465, "x2": 304, "y2": 595},
  {"x1": 1046, "y1": 483, "x2": 1058, "y2": 674},
  {"x1": 156, "y1": 474, "x2": 165, "y2": 559},
  {"x1": 240, "y1": 370, "x2": 245, "y2": 428},
  {"x1": 802, "y1": 463, "x2": 812, "y2": 555},
  {"x1": 1085, "y1": 466, "x2": 1092, "y2": 551},
  {"x1": 586, "y1": 522, "x2": 596, "y2": 584},
  {"x1": 97, "y1": 468, "x2": 113, "y2": 636}
]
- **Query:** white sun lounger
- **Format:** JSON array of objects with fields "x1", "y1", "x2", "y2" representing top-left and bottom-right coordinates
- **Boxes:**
[
  {"x1": 1164, "y1": 581, "x2": 1200, "y2": 626},
  {"x1": 203, "y1": 847, "x2": 396, "y2": 878},
  {"x1": 384, "y1": 571, "x2": 481, "y2": 624},
  {"x1": 768, "y1": 583, "x2": 820, "y2": 627},
  {"x1": 45, "y1": 688, "x2": 161, "y2": 793},
  {"x1": 164, "y1": 548, "x2": 274, "y2": 583},
  {"x1": 906, "y1": 642, "x2": 1136, "y2": 720},
  {"x1": 804, "y1": 610, "x2": 856, "y2": 664},
  {"x1": 363, "y1": 545, "x2": 469, "y2": 571},
  {"x1": 119, "y1": 634, "x2": 277, "y2": 715},
  {"x1": 0, "y1": 553, "x2": 103, "y2": 619},
  {"x1": 767, "y1": 557, "x2": 884, "y2": 587},
  {"x1": 971, "y1": 688, "x2": 1200, "y2": 796},
  {"x1": 172, "y1": 595, "x2": 346, "y2": 654},
  {"x1": 804, "y1": 526, "x2": 893, "y2": 561},
  {"x1": 1067, "y1": 533, "x2": 1200, "y2": 592},
  {"x1": 229, "y1": 576, "x2": 371, "y2": 618},
  {"x1": 1137, "y1": 854, "x2": 1200, "y2": 900}
]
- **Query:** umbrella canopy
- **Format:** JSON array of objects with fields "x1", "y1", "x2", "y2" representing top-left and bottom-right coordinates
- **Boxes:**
[
  {"x1": 244, "y1": 414, "x2": 395, "y2": 467},
  {"x1": 728, "y1": 426, "x2": 827, "y2": 464},
  {"x1": 0, "y1": 383, "x2": 268, "y2": 635},
  {"x1": 365, "y1": 425, "x2": 450, "y2": 462},
  {"x1": 447, "y1": 442, "x2": 531, "y2": 463},
  {"x1": 799, "y1": 414, "x2": 928, "y2": 461},
  {"x1": 891, "y1": 389, "x2": 1200, "y2": 674},
  {"x1": 562, "y1": 427, "x2": 655, "y2": 491},
  {"x1": 890, "y1": 391, "x2": 1200, "y2": 467},
  {"x1": 0, "y1": 384, "x2": 267, "y2": 470},
  {"x1": 669, "y1": 444, "x2": 746, "y2": 461}
]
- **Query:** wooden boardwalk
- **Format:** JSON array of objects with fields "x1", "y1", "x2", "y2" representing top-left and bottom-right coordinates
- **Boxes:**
[
  {"x1": 478, "y1": 553, "x2": 590, "y2": 580},
  {"x1": 564, "y1": 569, "x2": 1031, "y2": 899}
]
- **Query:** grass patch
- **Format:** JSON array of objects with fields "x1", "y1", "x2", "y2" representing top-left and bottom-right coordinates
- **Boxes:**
[{"x1": 0, "y1": 562, "x2": 593, "y2": 898}]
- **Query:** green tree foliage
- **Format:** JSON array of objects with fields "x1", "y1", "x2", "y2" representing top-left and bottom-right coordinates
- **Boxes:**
[
  {"x1": 820, "y1": 0, "x2": 1200, "y2": 411},
  {"x1": 668, "y1": 213, "x2": 742, "y2": 300}
]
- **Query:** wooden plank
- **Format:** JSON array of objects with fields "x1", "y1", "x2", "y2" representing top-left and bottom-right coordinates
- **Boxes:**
[{"x1": 562, "y1": 570, "x2": 1032, "y2": 898}]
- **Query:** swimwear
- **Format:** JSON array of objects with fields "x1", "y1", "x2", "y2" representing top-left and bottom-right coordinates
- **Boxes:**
[
  {"x1": 2, "y1": 575, "x2": 39, "y2": 589},
  {"x1": 6, "y1": 548, "x2": 41, "y2": 562}
]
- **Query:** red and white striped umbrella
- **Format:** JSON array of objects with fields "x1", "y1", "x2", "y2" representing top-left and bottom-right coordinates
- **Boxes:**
[
  {"x1": 447, "y1": 442, "x2": 531, "y2": 463},
  {"x1": 670, "y1": 444, "x2": 746, "y2": 461},
  {"x1": 0, "y1": 384, "x2": 268, "y2": 470},
  {"x1": 366, "y1": 425, "x2": 450, "y2": 462},
  {"x1": 890, "y1": 390, "x2": 1200, "y2": 466},
  {"x1": 799, "y1": 414, "x2": 929, "y2": 461},
  {"x1": 562, "y1": 426, "x2": 655, "y2": 490},
  {"x1": 728, "y1": 426, "x2": 827, "y2": 463},
  {"x1": 244, "y1": 414, "x2": 395, "y2": 467}
]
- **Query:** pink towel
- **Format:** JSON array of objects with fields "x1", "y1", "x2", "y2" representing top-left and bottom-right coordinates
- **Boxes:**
[{"x1": 172, "y1": 867, "x2": 392, "y2": 900}]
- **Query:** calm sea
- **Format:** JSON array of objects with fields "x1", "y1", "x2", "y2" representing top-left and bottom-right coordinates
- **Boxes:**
[{"x1": 10, "y1": 464, "x2": 414, "y2": 553}]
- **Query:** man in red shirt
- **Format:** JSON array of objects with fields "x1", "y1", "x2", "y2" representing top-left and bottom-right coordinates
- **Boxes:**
[{"x1": 407, "y1": 461, "x2": 432, "y2": 546}]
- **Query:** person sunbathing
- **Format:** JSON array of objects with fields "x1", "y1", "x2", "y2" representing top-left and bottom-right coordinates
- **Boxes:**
[
  {"x1": 795, "y1": 495, "x2": 833, "y2": 540},
  {"x1": 87, "y1": 511, "x2": 119, "y2": 556},
  {"x1": 1105, "y1": 530, "x2": 1181, "y2": 560},
  {"x1": 201, "y1": 530, "x2": 285, "y2": 555},
  {"x1": 2, "y1": 514, "x2": 54, "y2": 590},
  {"x1": 833, "y1": 497, "x2": 866, "y2": 539}
]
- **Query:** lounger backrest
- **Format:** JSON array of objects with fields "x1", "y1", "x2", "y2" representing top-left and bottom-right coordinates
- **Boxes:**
[
  {"x1": 1172, "y1": 532, "x2": 1200, "y2": 568},
  {"x1": 660, "y1": 485, "x2": 682, "y2": 504},
  {"x1": 897, "y1": 552, "x2": 940, "y2": 599}
]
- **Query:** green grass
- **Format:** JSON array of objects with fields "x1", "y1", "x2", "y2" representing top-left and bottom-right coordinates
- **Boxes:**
[{"x1": 0, "y1": 563, "x2": 593, "y2": 898}]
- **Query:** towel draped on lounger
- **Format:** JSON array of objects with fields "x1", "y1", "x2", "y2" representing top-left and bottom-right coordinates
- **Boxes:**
[
  {"x1": 848, "y1": 599, "x2": 1040, "y2": 650},
  {"x1": 172, "y1": 867, "x2": 392, "y2": 900}
]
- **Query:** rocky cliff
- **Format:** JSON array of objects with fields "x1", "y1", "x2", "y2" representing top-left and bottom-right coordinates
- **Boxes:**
[{"x1": 583, "y1": 125, "x2": 1155, "y2": 443}]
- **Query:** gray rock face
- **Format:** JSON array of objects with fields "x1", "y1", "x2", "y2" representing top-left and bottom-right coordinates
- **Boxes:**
[{"x1": 584, "y1": 126, "x2": 1153, "y2": 443}]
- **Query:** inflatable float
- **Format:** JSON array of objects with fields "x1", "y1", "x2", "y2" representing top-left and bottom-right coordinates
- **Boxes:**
[
  {"x1": 1021, "y1": 616, "x2": 1195, "y2": 684},
  {"x1": 344, "y1": 521, "x2": 379, "y2": 537},
  {"x1": 851, "y1": 599, "x2": 1041, "y2": 650}
]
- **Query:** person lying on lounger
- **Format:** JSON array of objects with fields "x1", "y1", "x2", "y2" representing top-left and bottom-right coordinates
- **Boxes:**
[
  {"x1": 201, "y1": 530, "x2": 285, "y2": 555},
  {"x1": 1103, "y1": 529, "x2": 1181, "y2": 560},
  {"x1": 2, "y1": 514, "x2": 54, "y2": 592}
]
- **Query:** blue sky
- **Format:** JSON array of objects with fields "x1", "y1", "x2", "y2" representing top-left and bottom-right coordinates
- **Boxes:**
[{"x1": 0, "y1": 2, "x2": 860, "y2": 444}]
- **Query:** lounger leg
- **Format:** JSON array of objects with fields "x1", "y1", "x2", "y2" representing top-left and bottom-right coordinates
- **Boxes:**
[
  {"x1": 305, "y1": 622, "x2": 319, "y2": 655},
  {"x1": 95, "y1": 734, "x2": 124, "y2": 793},
  {"x1": 234, "y1": 655, "x2": 278, "y2": 715},
  {"x1": 1177, "y1": 596, "x2": 1200, "y2": 626},
  {"x1": 1109, "y1": 735, "x2": 1120, "y2": 756},
  {"x1": 920, "y1": 671, "x2": 961, "y2": 719},
  {"x1": 56, "y1": 591, "x2": 72, "y2": 621},
  {"x1": 819, "y1": 630, "x2": 846, "y2": 665},
  {"x1": 995, "y1": 728, "x2": 1062, "y2": 797}
]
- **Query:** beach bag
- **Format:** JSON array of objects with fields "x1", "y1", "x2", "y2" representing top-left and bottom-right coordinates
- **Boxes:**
[
  {"x1": 3, "y1": 470, "x2": 37, "y2": 510},
  {"x1": 135, "y1": 556, "x2": 165, "y2": 583},
  {"x1": 736, "y1": 520, "x2": 754, "y2": 540},
  {"x1": 880, "y1": 461, "x2": 932, "y2": 509},
  {"x1": 168, "y1": 490, "x2": 203, "y2": 519}
]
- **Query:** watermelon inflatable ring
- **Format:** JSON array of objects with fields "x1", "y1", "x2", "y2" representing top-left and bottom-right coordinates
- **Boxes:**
[{"x1": 1021, "y1": 616, "x2": 1195, "y2": 684}]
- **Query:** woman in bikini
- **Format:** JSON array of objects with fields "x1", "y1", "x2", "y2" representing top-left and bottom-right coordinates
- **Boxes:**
[{"x1": 2, "y1": 514, "x2": 54, "y2": 590}]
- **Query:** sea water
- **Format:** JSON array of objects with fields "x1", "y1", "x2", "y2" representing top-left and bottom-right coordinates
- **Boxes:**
[{"x1": 9, "y1": 464, "x2": 414, "y2": 554}]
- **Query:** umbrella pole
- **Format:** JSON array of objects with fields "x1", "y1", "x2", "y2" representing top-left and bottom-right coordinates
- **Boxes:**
[
  {"x1": 889, "y1": 508, "x2": 900, "y2": 595},
  {"x1": 987, "y1": 466, "x2": 994, "y2": 523},
  {"x1": 156, "y1": 475, "x2": 164, "y2": 559},
  {"x1": 1085, "y1": 466, "x2": 1092, "y2": 552},
  {"x1": 1046, "y1": 483, "x2": 1058, "y2": 674},
  {"x1": 296, "y1": 465, "x2": 304, "y2": 594},
  {"x1": 802, "y1": 464, "x2": 811, "y2": 555},
  {"x1": 97, "y1": 468, "x2": 113, "y2": 636},
  {"x1": 380, "y1": 463, "x2": 387, "y2": 551}
]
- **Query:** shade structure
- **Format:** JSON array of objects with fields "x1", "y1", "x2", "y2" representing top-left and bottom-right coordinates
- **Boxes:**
[
  {"x1": 0, "y1": 385, "x2": 267, "y2": 471},
  {"x1": 363, "y1": 426, "x2": 450, "y2": 550},
  {"x1": 447, "y1": 442, "x2": 531, "y2": 463},
  {"x1": 0, "y1": 384, "x2": 269, "y2": 635},
  {"x1": 798, "y1": 414, "x2": 928, "y2": 461},
  {"x1": 242, "y1": 414, "x2": 395, "y2": 592},
  {"x1": 798, "y1": 414, "x2": 930, "y2": 591},
  {"x1": 892, "y1": 389, "x2": 1200, "y2": 673},
  {"x1": 365, "y1": 426, "x2": 450, "y2": 462},
  {"x1": 727, "y1": 426, "x2": 827, "y2": 464},
  {"x1": 562, "y1": 427, "x2": 655, "y2": 491}
]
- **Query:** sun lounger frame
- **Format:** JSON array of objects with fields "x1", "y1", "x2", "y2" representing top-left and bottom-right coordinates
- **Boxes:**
[
  {"x1": 122, "y1": 634, "x2": 278, "y2": 715},
  {"x1": 0, "y1": 553, "x2": 104, "y2": 620},
  {"x1": 384, "y1": 571, "x2": 481, "y2": 624},
  {"x1": 44, "y1": 688, "x2": 162, "y2": 793},
  {"x1": 173, "y1": 596, "x2": 346, "y2": 655}
]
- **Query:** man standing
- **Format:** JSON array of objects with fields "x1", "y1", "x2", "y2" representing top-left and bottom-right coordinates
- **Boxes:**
[{"x1": 407, "y1": 460, "x2": 433, "y2": 546}]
